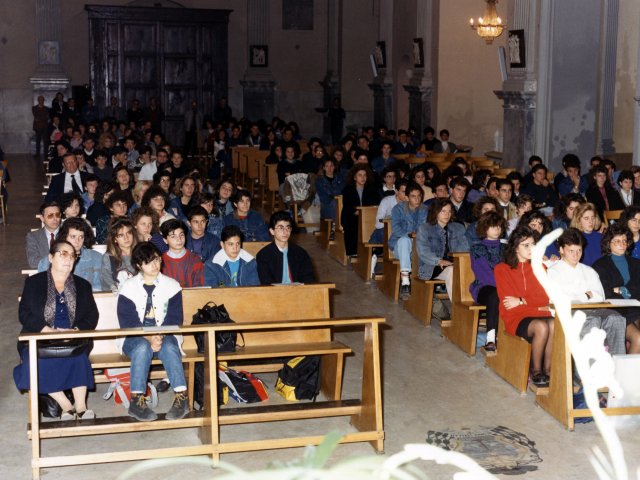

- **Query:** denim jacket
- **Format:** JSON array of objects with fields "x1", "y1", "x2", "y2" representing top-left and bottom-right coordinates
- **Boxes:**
[
  {"x1": 38, "y1": 247, "x2": 103, "y2": 292},
  {"x1": 223, "y1": 210, "x2": 270, "y2": 242},
  {"x1": 389, "y1": 202, "x2": 428, "y2": 250},
  {"x1": 315, "y1": 175, "x2": 345, "y2": 220},
  {"x1": 416, "y1": 221, "x2": 469, "y2": 279}
]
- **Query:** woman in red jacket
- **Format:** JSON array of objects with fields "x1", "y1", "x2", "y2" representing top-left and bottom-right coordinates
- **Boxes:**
[{"x1": 495, "y1": 226, "x2": 554, "y2": 387}]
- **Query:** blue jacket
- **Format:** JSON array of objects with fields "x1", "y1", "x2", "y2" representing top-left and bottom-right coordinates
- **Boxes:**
[
  {"x1": 389, "y1": 202, "x2": 428, "y2": 250},
  {"x1": 223, "y1": 210, "x2": 270, "y2": 242},
  {"x1": 315, "y1": 175, "x2": 345, "y2": 220},
  {"x1": 204, "y1": 249, "x2": 260, "y2": 287},
  {"x1": 186, "y1": 232, "x2": 220, "y2": 263},
  {"x1": 371, "y1": 156, "x2": 397, "y2": 175},
  {"x1": 416, "y1": 222, "x2": 469, "y2": 280},
  {"x1": 206, "y1": 214, "x2": 225, "y2": 239},
  {"x1": 38, "y1": 247, "x2": 103, "y2": 292}
]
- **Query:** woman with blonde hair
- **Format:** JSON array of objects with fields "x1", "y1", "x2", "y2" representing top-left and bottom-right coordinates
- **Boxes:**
[
  {"x1": 130, "y1": 180, "x2": 151, "y2": 213},
  {"x1": 570, "y1": 202, "x2": 604, "y2": 266}
]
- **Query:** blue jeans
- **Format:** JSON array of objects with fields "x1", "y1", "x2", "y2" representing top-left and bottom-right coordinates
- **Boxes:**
[
  {"x1": 393, "y1": 236, "x2": 413, "y2": 271},
  {"x1": 122, "y1": 335, "x2": 186, "y2": 393}
]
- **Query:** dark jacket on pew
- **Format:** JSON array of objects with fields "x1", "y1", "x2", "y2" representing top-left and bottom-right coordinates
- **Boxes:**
[
  {"x1": 593, "y1": 254, "x2": 640, "y2": 324},
  {"x1": 18, "y1": 272, "x2": 99, "y2": 335},
  {"x1": 256, "y1": 241, "x2": 316, "y2": 285},
  {"x1": 340, "y1": 184, "x2": 380, "y2": 256}
]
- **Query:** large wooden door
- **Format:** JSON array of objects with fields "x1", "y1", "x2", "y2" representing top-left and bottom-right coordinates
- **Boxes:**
[{"x1": 87, "y1": 5, "x2": 230, "y2": 146}]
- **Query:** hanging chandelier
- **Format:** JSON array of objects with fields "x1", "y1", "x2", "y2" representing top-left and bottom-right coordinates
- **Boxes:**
[{"x1": 469, "y1": 0, "x2": 505, "y2": 44}]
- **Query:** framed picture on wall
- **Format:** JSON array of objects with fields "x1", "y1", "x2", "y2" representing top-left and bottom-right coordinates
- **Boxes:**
[
  {"x1": 508, "y1": 30, "x2": 525, "y2": 68},
  {"x1": 38, "y1": 41, "x2": 60, "y2": 65},
  {"x1": 413, "y1": 38, "x2": 425, "y2": 68},
  {"x1": 374, "y1": 41, "x2": 386, "y2": 69},
  {"x1": 250, "y1": 45, "x2": 269, "y2": 67}
]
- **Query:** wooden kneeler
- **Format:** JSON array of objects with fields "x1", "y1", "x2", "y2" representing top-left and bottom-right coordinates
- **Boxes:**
[
  {"x1": 442, "y1": 253, "x2": 486, "y2": 356},
  {"x1": 375, "y1": 220, "x2": 401, "y2": 303},
  {"x1": 353, "y1": 206, "x2": 382, "y2": 282},
  {"x1": 485, "y1": 317, "x2": 531, "y2": 394}
]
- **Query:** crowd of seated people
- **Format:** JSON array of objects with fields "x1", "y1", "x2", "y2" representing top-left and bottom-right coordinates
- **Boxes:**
[{"x1": 20, "y1": 91, "x2": 640, "y2": 416}]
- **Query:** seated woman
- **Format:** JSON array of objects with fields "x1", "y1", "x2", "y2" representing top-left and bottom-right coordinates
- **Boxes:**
[
  {"x1": 506, "y1": 194, "x2": 533, "y2": 237},
  {"x1": 223, "y1": 189, "x2": 270, "y2": 242},
  {"x1": 277, "y1": 143, "x2": 303, "y2": 194},
  {"x1": 101, "y1": 217, "x2": 137, "y2": 291},
  {"x1": 141, "y1": 185, "x2": 175, "y2": 226},
  {"x1": 315, "y1": 157, "x2": 345, "y2": 221},
  {"x1": 570, "y1": 202, "x2": 604, "y2": 266},
  {"x1": 470, "y1": 211, "x2": 508, "y2": 352},
  {"x1": 551, "y1": 192, "x2": 585, "y2": 230},
  {"x1": 14, "y1": 239, "x2": 99, "y2": 420},
  {"x1": 416, "y1": 198, "x2": 469, "y2": 301},
  {"x1": 198, "y1": 192, "x2": 225, "y2": 240},
  {"x1": 86, "y1": 182, "x2": 116, "y2": 226},
  {"x1": 59, "y1": 191, "x2": 85, "y2": 220},
  {"x1": 38, "y1": 218, "x2": 103, "y2": 291},
  {"x1": 112, "y1": 164, "x2": 135, "y2": 207},
  {"x1": 408, "y1": 165, "x2": 434, "y2": 201},
  {"x1": 586, "y1": 165, "x2": 624, "y2": 219},
  {"x1": 465, "y1": 196, "x2": 500, "y2": 246},
  {"x1": 616, "y1": 170, "x2": 640, "y2": 208},
  {"x1": 117, "y1": 242, "x2": 189, "y2": 422},
  {"x1": 214, "y1": 178, "x2": 235, "y2": 217},
  {"x1": 378, "y1": 167, "x2": 397, "y2": 199},
  {"x1": 341, "y1": 164, "x2": 380, "y2": 258},
  {"x1": 132, "y1": 205, "x2": 167, "y2": 254},
  {"x1": 95, "y1": 190, "x2": 130, "y2": 244},
  {"x1": 519, "y1": 210, "x2": 559, "y2": 261},
  {"x1": 204, "y1": 225, "x2": 260, "y2": 287},
  {"x1": 592, "y1": 223, "x2": 640, "y2": 353},
  {"x1": 466, "y1": 169, "x2": 491, "y2": 204},
  {"x1": 129, "y1": 180, "x2": 151, "y2": 214},
  {"x1": 389, "y1": 181, "x2": 427, "y2": 297},
  {"x1": 495, "y1": 226, "x2": 553, "y2": 387},
  {"x1": 547, "y1": 228, "x2": 627, "y2": 355},
  {"x1": 619, "y1": 206, "x2": 640, "y2": 259},
  {"x1": 169, "y1": 175, "x2": 199, "y2": 222}
]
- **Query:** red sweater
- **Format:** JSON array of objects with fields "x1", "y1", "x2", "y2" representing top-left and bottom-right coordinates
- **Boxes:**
[
  {"x1": 161, "y1": 251, "x2": 204, "y2": 288},
  {"x1": 494, "y1": 261, "x2": 551, "y2": 335}
]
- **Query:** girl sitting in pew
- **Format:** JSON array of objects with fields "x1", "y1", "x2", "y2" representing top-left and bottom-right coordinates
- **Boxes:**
[
  {"x1": 465, "y1": 196, "x2": 500, "y2": 247},
  {"x1": 495, "y1": 226, "x2": 553, "y2": 388},
  {"x1": 569, "y1": 202, "x2": 604, "y2": 266},
  {"x1": 619, "y1": 206, "x2": 640, "y2": 259},
  {"x1": 340, "y1": 164, "x2": 380, "y2": 258},
  {"x1": 469, "y1": 211, "x2": 508, "y2": 353}
]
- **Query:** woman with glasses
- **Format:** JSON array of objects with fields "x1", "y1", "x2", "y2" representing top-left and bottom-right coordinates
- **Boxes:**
[
  {"x1": 101, "y1": 217, "x2": 138, "y2": 291},
  {"x1": 14, "y1": 239, "x2": 99, "y2": 420},
  {"x1": 619, "y1": 206, "x2": 640, "y2": 259},
  {"x1": 256, "y1": 211, "x2": 315, "y2": 285}
]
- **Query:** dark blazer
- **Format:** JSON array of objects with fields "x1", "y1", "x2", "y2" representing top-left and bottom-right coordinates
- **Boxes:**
[
  {"x1": 592, "y1": 255, "x2": 640, "y2": 299},
  {"x1": 45, "y1": 171, "x2": 89, "y2": 202},
  {"x1": 452, "y1": 199, "x2": 474, "y2": 224},
  {"x1": 18, "y1": 272, "x2": 99, "y2": 334},
  {"x1": 256, "y1": 241, "x2": 316, "y2": 285},
  {"x1": 586, "y1": 183, "x2": 624, "y2": 217}
]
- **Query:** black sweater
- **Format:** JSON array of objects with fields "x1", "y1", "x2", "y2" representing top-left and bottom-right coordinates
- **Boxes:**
[{"x1": 256, "y1": 241, "x2": 316, "y2": 285}]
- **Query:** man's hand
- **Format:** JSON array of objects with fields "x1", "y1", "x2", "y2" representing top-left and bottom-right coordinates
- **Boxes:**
[{"x1": 146, "y1": 335, "x2": 164, "y2": 352}]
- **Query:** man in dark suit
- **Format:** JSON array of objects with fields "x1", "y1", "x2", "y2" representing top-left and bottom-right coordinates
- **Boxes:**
[
  {"x1": 45, "y1": 152, "x2": 89, "y2": 202},
  {"x1": 26, "y1": 201, "x2": 61, "y2": 268},
  {"x1": 433, "y1": 129, "x2": 457, "y2": 154}
]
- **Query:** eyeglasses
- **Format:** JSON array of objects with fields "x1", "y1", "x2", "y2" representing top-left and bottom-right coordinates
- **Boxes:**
[
  {"x1": 274, "y1": 225, "x2": 293, "y2": 232},
  {"x1": 55, "y1": 250, "x2": 77, "y2": 260},
  {"x1": 45, "y1": 212, "x2": 62, "y2": 219},
  {"x1": 611, "y1": 239, "x2": 629, "y2": 245}
]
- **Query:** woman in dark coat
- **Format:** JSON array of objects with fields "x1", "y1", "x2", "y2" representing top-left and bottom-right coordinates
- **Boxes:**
[
  {"x1": 340, "y1": 164, "x2": 380, "y2": 257},
  {"x1": 14, "y1": 240, "x2": 99, "y2": 420}
]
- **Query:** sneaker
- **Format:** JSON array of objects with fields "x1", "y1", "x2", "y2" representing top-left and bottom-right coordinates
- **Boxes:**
[
  {"x1": 60, "y1": 410, "x2": 75, "y2": 421},
  {"x1": 370, "y1": 254, "x2": 378, "y2": 279},
  {"x1": 76, "y1": 409, "x2": 95, "y2": 420},
  {"x1": 400, "y1": 284, "x2": 411, "y2": 298},
  {"x1": 128, "y1": 393, "x2": 158, "y2": 422},
  {"x1": 165, "y1": 392, "x2": 190, "y2": 420}
]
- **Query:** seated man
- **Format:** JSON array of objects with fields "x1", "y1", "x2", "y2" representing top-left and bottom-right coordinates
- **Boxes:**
[
  {"x1": 204, "y1": 225, "x2": 260, "y2": 287},
  {"x1": 521, "y1": 163, "x2": 557, "y2": 212},
  {"x1": 370, "y1": 141, "x2": 397, "y2": 175},
  {"x1": 223, "y1": 189, "x2": 270, "y2": 242},
  {"x1": 555, "y1": 153, "x2": 587, "y2": 196},
  {"x1": 45, "y1": 152, "x2": 88, "y2": 202},
  {"x1": 117, "y1": 242, "x2": 189, "y2": 422},
  {"x1": 433, "y1": 129, "x2": 457, "y2": 154},
  {"x1": 160, "y1": 219, "x2": 204, "y2": 287},
  {"x1": 495, "y1": 179, "x2": 517, "y2": 220},
  {"x1": 449, "y1": 176, "x2": 473, "y2": 224},
  {"x1": 26, "y1": 201, "x2": 61, "y2": 268},
  {"x1": 185, "y1": 206, "x2": 220, "y2": 263},
  {"x1": 370, "y1": 178, "x2": 408, "y2": 245},
  {"x1": 546, "y1": 228, "x2": 627, "y2": 355},
  {"x1": 256, "y1": 211, "x2": 315, "y2": 285}
]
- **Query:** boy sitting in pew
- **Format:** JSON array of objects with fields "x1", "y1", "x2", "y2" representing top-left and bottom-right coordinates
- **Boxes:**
[{"x1": 204, "y1": 225, "x2": 260, "y2": 287}]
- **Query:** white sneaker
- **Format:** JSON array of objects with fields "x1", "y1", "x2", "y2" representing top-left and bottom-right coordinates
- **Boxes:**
[
  {"x1": 60, "y1": 410, "x2": 75, "y2": 421},
  {"x1": 370, "y1": 254, "x2": 377, "y2": 278},
  {"x1": 77, "y1": 409, "x2": 95, "y2": 420}
]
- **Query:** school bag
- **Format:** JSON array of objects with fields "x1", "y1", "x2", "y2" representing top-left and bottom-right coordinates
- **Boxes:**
[{"x1": 275, "y1": 356, "x2": 321, "y2": 401}]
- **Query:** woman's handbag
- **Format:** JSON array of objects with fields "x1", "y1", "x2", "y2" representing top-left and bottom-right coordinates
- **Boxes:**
[
  {"x1": 37, "y1": 338, "x2": 91, "y2": 358},
  {"x1": 191, "y1": 302, "x2": 241, "y2": 353}
]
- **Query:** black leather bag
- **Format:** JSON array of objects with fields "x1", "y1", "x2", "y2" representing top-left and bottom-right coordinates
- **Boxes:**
[
  {"x1": 37, "y1": 338, "x2": 91, "y2": 359},
  {"x1": 191, "y1": 302, "x2": 239, "y2": 353}
]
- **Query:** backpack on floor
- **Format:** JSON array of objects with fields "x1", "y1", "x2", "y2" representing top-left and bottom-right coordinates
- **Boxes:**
[
  {"x1": 193, "y1": 363, "x2": 229, "y2": 410},
  {"x1": 217, "y1": 366, "x2": 268, "y2": 404},
  {"x1": 275, "y1": 356, "x2": 321, "y2": 401},
  {"x1": 102, "y1": 368, "x2": 158, "y2": 409}
]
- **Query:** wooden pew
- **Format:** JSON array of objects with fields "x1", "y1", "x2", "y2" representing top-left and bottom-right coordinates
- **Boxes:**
[
  {"x1": 375, "y1": 219, "x2": 401, "y2": 303},
  {"x1": 244, "y1": 149, "x2": 269, "y2": 197},
  {"x1": 266, "y1": 163, "x2": 281, "y2": 211},
  {"x1": 327, "y1": 195, "x2": 348, "y2": 266},
  {"x1": 535, "y1": 303, "x2": 640, "y2": 430},
  {"x1": 403, "y1": 236, "x2": 447, "y2": 326},
  {"x1": 441, "y1": 253, "x2": 486, "y2": 356},
  {"x1": 353, "y1": 206, "x2": 381, "y2": 282},
  {"x1": 243, "y1": 241, "x2": 270, "y2": 257},
  {"x1": 22, "y1": 314, "x2": 385, "y2": 479},
  {"x1": 485, "y1": 318, "x2": 532, "y2": 394}
]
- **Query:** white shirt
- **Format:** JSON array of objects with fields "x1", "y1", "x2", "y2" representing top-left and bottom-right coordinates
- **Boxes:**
[
  {"x1": 375, "y1": 195, "x2": 399, "y2": 229},
  {"x1": 546, "y1": 259, "x2": 605, "y2": 303},
  {"x1": 138, "y1": 161, "x2": 158, "y2": 181},
  {"x1": 620, "y1": 189, "x2": 633, "y2": 207},
  {"x1": 63, "y1": 171, "x2": 84, "y2": 193}
]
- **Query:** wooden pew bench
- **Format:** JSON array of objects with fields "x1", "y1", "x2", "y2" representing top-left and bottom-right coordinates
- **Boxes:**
[
  {"x1": 327, "y1": 195, "x2": 349, "y2": 266},
  {"x1": 353, "y1": 205, "x2": 381, "y2": 282},
  {"x1": 375, "y1": 219, "x2": 401, "y2": 303},
  {"x1": 22, "y1": 315, "x2": 385, "y2": 479}
]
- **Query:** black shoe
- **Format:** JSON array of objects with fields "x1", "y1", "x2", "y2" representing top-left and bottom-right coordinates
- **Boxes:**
[
  {"x1": 532, "y1": 372, "x2": 549, "y2": 388},
  {"x1": 156, "y1": 379, "x2": 171, "y2": 393},
  {"x1": 483, "y1": 342, "x2": 497, "y2": 353},
  {"x1": 166, "y1": 392, "x2": 190, "y2": 420},
  {"x1": 400, "y1": 284, "x2": 411, "y2": 295},
  {"x1": 128, "y1": 393, "x2": 158, "y2": 422},
  {"x1": 434, "y1": 284, "x2": 447, "y2": 294}
]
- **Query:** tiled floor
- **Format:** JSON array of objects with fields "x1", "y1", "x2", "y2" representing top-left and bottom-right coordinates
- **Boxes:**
[{"x1": 1, "y1": 155, "x2": 639, "y2": 479}]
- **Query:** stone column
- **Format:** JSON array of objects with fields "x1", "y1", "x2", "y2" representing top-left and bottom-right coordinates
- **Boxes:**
[
  {"x1": 403, "y1": 0, "x2": 439, "y2": 133},
  {"x1": 240, "y1": 0, "x2": 276, "y2": 121},
  {"x1": 368, "y1": 83, "x2": 393, "y2": 128},
  {"x1": 599, "y1": 0, "x2": 619, "y2": 155},
  {"x1": 494, "y1": 90, "x2": 536, "y2": 168},
  {"x1": 30, "y1": 0, "x2": 71, "y2": 105},
  {"x1": 368, "y1": 0, "x2": 394, "y2": 128},
  {"x1": 319, "y1": 0, "x2": 343, "y2": 143},
  {"x1": 633, "y1": 19, "x2": 640, "y2": 165}
]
